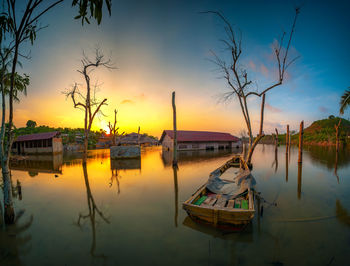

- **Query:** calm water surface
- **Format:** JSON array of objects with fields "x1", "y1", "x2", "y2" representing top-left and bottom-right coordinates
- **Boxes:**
[{"x1": 1, "y1": 145, "x2": 350, "y2": 265}]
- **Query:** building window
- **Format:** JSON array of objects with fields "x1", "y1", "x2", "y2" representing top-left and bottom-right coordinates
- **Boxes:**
[
  {"x1": 192, "y1": 144, "x2": 199, "y2": 149},
  {"x1": 206, "y1": 146, "x2": 214, "y2": 150},
  {"x1": 178, "y1": 144, "x2": 187, "y2": 149},
  {"x1": 48, "y1": 139, "x2": 52, "y2": 147},
  {"x1": 218, "y1": 145, "x2": 224, "y2": 149}
]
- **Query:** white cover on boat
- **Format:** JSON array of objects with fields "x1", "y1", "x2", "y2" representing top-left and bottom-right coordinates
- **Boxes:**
[{"x1": 206, "y1": 167, "x2": 256, "y2": 196}]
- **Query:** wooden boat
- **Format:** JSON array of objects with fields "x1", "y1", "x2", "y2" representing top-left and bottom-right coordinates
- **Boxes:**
[{"x1": 182, "y1": 156, "x2": 255, "y2": 226}]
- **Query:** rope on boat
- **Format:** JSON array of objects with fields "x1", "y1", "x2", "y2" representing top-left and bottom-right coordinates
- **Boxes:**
[
  {"x1": 254, "y1": 191, "x2": 277, "y2": 207},
  {"x1": 272, "y1": 215, "x2": 338, "y2": 223}
]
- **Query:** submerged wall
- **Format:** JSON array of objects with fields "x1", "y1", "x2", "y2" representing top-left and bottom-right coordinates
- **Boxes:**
[{"x1": 110, "y1": 145, "x2": 141, "y2": 159}]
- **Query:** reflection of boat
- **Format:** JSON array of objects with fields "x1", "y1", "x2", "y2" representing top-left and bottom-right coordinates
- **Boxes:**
[
  {"x1": 183, "y1": 156, "x2": 255, "y2": 226},
  {"x1": 182, "y1": 216, "x2": 253, "y2": 239}
]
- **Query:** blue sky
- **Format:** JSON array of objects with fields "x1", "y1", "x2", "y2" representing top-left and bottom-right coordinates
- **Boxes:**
[{"x1": 10, "y1": 0, "x2": 350, "y2": 136}]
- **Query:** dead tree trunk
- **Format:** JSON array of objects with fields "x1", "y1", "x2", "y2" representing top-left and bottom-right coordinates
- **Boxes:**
[
  {"x1": 246, "y1": 94, "x2": 266, "y2": 167},
  {"x1": 204, "y1": 8, "x2": 300, "y2": 167},
  {"x1": 172, "y1": 91, "x2": 178, "y2": 167},
  {"x1": 298, "y1": 121, "x2": 304, "y2": 164},
  {"x1": 66, "y1": 49, "x2": 113, "y2": 160}
]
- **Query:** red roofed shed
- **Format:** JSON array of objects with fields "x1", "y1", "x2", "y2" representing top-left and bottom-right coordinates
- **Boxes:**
[
  {"x1": 12, "y1": 131, "x2": 63, "y2": 154},
  {"x1": 160, "y1": 130, "x2": 241, "y2": 151}
]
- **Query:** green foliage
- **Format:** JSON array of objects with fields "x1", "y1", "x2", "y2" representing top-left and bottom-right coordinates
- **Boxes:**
[
  {"x1": 262, "y1": 117, "x2": 350, "y2": 145},
  {"x1": 72, "y1": 0, "x2": 112, "y2": 25},
  {"x1": 26, "y1": 120, "x2": 36, "y2": 128},
  {"x1": 340, "y1": 89, "x2": 350, "y2": 115}
]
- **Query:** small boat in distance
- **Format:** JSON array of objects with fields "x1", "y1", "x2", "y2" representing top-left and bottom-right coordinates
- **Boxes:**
[{"x1": 182, "y1": 156, "x2": 255, "y2": 226}]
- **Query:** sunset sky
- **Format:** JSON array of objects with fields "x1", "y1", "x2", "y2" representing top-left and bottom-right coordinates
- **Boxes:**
[{"x1": 12, "y1": 0, "x2": 350, "y2": 138}]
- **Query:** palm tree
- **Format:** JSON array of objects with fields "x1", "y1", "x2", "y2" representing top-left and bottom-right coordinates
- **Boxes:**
[{"x1": 340, "y1": 88, "x2": 350, "y2": 115}]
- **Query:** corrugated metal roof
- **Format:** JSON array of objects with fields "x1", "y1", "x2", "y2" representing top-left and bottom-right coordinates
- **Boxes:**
[
  {"x1": 15, "y1": 131, "x2": 60, "y2": 142},
  {"x1": 160, "y1": 130, "x2": 239, "y2": 143}
]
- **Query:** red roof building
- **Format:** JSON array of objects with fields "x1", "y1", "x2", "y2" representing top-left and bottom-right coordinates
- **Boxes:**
[
  {"x1": 12, "y1": 131, "x2": 63, "y2": 154},
  {"x1": 160, "y1": 130, "x2": 241, "y2": 151}
]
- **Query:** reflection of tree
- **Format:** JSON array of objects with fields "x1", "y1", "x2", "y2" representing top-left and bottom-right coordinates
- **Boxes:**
[
  {"x1": 334, "y1": 149, "x2": 339, "y2": 184},
  {"x1": 297, "y1": 163, "x2": 302, "y2": 199},
  {"x1": 285, "y1": 153, "x2": 288, "y2": 182},
  {"x1": 110, "y1": 169, "x2": 121, "y2": 195},
  {"x1": 0, "y1": 201, "x2": 33, "y2": 265},
  {"x1": 336, "y1": 200, "x2": 350, "y2": 227},
  {"x1": 271, "y1": 145, "x2": 278, "y2": 173},
  {"x1": 306, "y1": 145, "x2": 350, "y2": 170},
  {"x1": 76, "y1": 162, "x2": 110, "y2": 259},
  {"x1": 172, "y1": 165, "x2": 178, "y2": 227}
]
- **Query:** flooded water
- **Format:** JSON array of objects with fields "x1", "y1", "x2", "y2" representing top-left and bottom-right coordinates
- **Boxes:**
[{"x1": 1, "y1": 145, "x2": 350, "y2": 265}]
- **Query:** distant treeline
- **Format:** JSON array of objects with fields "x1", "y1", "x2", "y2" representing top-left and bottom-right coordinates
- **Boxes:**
[{"x1": 260, "y1": 116, "x2": 350, "y2": 146}]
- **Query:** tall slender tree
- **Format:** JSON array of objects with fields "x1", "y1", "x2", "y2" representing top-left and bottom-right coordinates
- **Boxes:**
[
  {"x1": 203, "y1": 8, "x2": 300, "y2": 166},
  {"x1": 65, "y1": 48, "x2": 114, "y2": 158},
  {"x1": 340, "y1": 88, "x2": 350, "y2": 115}
]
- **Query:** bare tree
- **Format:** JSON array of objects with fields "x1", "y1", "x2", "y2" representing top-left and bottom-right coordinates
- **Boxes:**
[
  {"x1": 108, "y1": 108, "x2": 124, "y2": 146},
  {"x1": 65, "y1": 48, "x2": 114, "y2": 158},
  {"x1": 203, "y1": 8, "x2": 300, "y2": 166}
]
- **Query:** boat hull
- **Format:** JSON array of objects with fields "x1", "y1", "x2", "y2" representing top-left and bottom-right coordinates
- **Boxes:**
[{"x1": 182, "y1": 186, "x2": 255, "y2": 226}]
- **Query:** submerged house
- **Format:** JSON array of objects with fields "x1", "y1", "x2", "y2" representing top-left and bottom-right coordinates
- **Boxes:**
[
  {"x1": 12, "y1": 131, "x2": 63, "y2": 155},
  {"x1": 160, "y1": 130, "x2": 241, "y2": 151}
]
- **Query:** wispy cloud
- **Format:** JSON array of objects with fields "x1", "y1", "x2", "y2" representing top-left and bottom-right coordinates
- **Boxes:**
[
  {"x1": 318, "y1": 106, "x2": 328, "y2": 113},
  {"x1": 121, "y1": 99, "x2": 134, "y2": 105},
  {"x1": 265, "y1": 103, "x2": 282, "y2": 113}
]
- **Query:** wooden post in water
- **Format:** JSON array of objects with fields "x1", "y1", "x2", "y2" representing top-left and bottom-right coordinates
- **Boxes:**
[
  {"x1": 286, "y1": 125, "x2": 289, "y2": 154},
  {"x1": 137, "y1": 126, "x2": 140, "y2": 146},
  {"x1": 275, "y1": 128, "x2": 279, "y2": 146},
  {"x1": 172, "y1": 91, "x2": 178, "y2": 167},
  {"x1": 298, "y1": 121, "x2": 304, "y2": 164}
]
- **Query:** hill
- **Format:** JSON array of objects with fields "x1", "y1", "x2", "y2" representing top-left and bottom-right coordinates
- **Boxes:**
[{"x1": 261, "y1": 116, "x2": 350, "y2": 146}]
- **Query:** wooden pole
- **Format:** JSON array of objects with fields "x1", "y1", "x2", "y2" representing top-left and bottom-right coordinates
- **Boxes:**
[
  {"x1": 137, "y1": 126, "x2": 140, "y2": 146},
  {"x1": 275, "y1": 128, "x2": 279, "y2": 147},
  {"x1": 298, "y1": 121, "x2": 304, "y2": 164},
  {"x1": 172, "y1": 91, "x2": 177, "y2": 166},
  {"x1": 286, "y1": 125, "x2": 289, "y2": 153}
]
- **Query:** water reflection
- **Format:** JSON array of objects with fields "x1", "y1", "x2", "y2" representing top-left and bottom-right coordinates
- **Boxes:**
[
  {"x1": 285, "y1": 153, "x2": 288, "y2": 182},
  {"x1": 173, "y1": 166, "x2": 178, "y2": 227},
  {"x1": 161, "y1": 148, "x2": 241, "y2": 167},
  {"x1": 75, "y1": 162, "x2": 110, "y2": 259},
  {"x1": 271, "y1": 145, "x2": 278, "y2": 173},
  {"x1": 10, "y1": 153, "x2": 63, "y2": 176},
  {"x1": 0, "y1": 202, "x2": 33, "y2": 265},
  {"x1": 336, "y1": 200, "x2": 350, "y2": 227},
  {"x1": 306, "y1": 145, "x2": 350, "y2": 170},
  {"x1": 297, "y1": 163, "x2": 302, "y2": 199}
]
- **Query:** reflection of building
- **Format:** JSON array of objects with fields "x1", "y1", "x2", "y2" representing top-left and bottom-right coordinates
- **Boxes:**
[
  {"x1": 110, "y1": 158, "x2": 141, "y2": 170},
  {"x1": 160, "y1": 130, "x2": 241, "y2": 151},
  {"x1": 10, "y1": 153, "x2": 63, "y2": 175},
  {"x1": 161, "y1": 149, "x2": 241, "y2": 167},
  {"x1": 12, "y1": 131, "x2": 63, "y2": 154}
]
